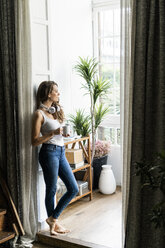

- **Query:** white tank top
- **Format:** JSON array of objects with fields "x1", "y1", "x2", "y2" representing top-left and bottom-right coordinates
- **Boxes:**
[{"x1": 38, "y1": 109, "x2": 64, "y2": 146}]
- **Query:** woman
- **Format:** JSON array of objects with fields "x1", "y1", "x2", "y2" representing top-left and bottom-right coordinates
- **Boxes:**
[{"x1": 32, "y1": 81, "x2": 79, "y2": 235}]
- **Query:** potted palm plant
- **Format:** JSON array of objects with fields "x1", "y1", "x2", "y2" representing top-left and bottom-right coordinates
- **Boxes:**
[
  {"x1": 69, "y1": 109, "x2": 91, "y2": 144},
  {"x1": 74, "y1": 57, "x2": 111, "y2": 163}
]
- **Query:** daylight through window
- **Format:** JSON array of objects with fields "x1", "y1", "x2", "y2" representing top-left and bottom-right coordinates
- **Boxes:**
[{"x1": 93, "y1": 0, "x2": 120, "y2": 145}]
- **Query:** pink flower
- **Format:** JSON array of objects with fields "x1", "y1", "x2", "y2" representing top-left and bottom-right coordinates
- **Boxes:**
[{"x1": 88, "y1": 140, "x2": 111, "y2": 158}]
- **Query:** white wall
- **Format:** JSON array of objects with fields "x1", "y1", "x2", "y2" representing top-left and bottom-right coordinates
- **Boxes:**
[
  {"x1": 50, "y1": 0, "x2": 93, "y2": 117},
  {"x1": 30, "y1": 0, "x2": 53, "y2": 230}
]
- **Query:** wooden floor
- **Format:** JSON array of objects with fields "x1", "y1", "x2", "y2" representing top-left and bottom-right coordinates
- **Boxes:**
[
  {"x1": 33, "y1": 242, "x2": 54, "y2": 248},
  {"x1": 38, "y1": 187, "x2": 122, "y2": 248}
]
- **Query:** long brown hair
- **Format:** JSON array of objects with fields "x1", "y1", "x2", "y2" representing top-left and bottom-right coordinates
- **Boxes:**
[{"x1": 36, "y1": 81, "x2": 65, "y2": 123}]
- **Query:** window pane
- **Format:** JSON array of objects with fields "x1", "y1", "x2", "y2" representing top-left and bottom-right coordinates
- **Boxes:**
[
  {"x1": 108, "y1": 88, "x2": 115, "y2": 115},
  {"x1": 114, "y1": 64, "x2": 120, "y2": 115},
  {"x1": 99, "y1": 10, "x2": 113, "y2": 37},
  {"x1": 99, "y1": 64, "x2": 115, "y2": 114},
  {"x1": 117, "y1": 128, "x2": 120, "y2": 145},
  {"x1": 114, "y1": 37, "x2": 120, "y2": 63},
  {"x1": 93, "y1": 3, "x2": 120, "y2": 133},
  {"x1": 98, "y1": 127, "x2": 120, "y2": 145},
  {"x1": 114, "y1": 64, "x2": 120, "y2": 86},
  {"x1": 99, "y1": 63, "x2": 114, "y2": 81},
  {"x1": 115, "y1": 86, "x2": 120, "y2": 115},
  {"x1": 110, "y1": 128, "x2": 115, "y2": 144},
  {"x1": 114, "y1": 9, "x2": 120, "y2": 35},
  {"x1": 99, "y1": 38, "x2": 114, "y2": 63},
  {"x1": 98, "y1": 127, "x2": 115, "y2": 144}
]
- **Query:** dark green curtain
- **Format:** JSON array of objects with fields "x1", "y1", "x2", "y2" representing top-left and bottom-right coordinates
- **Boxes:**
[
  {"x1": 0, "y1": 0, "x2": 22, "y2": 219},
  {"x1": 125, "y1": 0, "x2": 165, "y2": 247}
]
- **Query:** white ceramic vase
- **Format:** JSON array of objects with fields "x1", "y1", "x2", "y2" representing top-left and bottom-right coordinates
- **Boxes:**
[{"x1": 98, "y1": 165, "x2": 116, "y2": 194}]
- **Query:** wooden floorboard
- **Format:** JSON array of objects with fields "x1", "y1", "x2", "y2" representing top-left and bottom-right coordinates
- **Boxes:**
[
  {"x1": 38, "y1": 187, "x2": 122, "y2": 248},
  {"x1": 37, "y1": 232, "x2": 111, "y2": 248},
  {"x1": 33, "y1": 242, "x2": 54, "y2": 248}
]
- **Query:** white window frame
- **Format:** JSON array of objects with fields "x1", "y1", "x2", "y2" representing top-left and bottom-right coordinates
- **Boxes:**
[{"x1": 92, "y1": 0, "x2": 120, "y2": 145}]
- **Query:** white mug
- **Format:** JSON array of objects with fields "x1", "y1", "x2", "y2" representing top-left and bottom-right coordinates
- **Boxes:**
[{"x1": 63, "y1": 124, "x2": 70, "y2": 136}]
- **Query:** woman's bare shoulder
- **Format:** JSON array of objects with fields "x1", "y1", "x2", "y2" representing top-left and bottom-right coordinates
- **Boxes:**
[{"x1": 33, "y1": 109, "x2": 43, "y2": 120}]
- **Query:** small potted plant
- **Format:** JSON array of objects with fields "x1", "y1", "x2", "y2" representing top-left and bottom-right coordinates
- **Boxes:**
[
  {"x1": 89, "y1": 140, "x2": 111, "y2": 189},
  {"x1": 68, "y1": 109, "x2": 91, "y2": 145},
  {"x1": 93, "y1": 140, "x2": 111, "y2": 159}
]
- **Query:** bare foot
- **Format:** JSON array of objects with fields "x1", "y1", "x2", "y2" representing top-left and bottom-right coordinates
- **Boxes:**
[
  {"x1": 46, "y1": 217, "x2": 58, "y2": 235},
  {"x1": 54, "y1": 221, "x2": 70, "y2": 234}
]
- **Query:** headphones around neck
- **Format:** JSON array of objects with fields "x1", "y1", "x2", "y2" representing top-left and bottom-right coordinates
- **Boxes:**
[{"x1": 40, "y1": 103, "x2": 60, "y2": 114}]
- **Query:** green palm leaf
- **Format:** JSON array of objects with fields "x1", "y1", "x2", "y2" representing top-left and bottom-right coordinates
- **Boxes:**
[
  {"x1": 93, "y1": 77, "x2": 111, "y2": 104},
  {"x1": 95, "y1": 104, "x2": 110, "y2": 129},
  {"x1": 74, "y1": 57, "x2": 98, "y2": 93},
  {"x1": 69, "y1": 109, "x2": 91, "y2": 137}
]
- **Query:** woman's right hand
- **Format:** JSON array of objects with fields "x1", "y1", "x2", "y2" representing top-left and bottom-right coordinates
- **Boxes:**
[{"x1": 53, "y1": 127, "x2": 63, "y2": 135}]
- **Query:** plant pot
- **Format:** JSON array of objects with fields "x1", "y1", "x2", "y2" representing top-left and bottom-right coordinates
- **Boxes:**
[
  {"x1": 92, "y1": 155, "x2": 108, "y2": 189},
  {"x1": 99, "y1": 165, "x2": 116, "y2": 194}
]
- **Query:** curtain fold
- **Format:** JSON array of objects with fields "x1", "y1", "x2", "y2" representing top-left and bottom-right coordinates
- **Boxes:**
[
  {"x1": 0, "y1": 0, "x2": 38, "y2": 238},
  {"x1": 15, "y1": 0, "x2": 38, "y2": 238},
  {"x1": 121, "y1": 0, "x2": 135, "y2": 244},
  {"x1": 0, "y1": 0, "x2": 22, "y2": 218},
  {"x1": 123, "y1": 0, "x2": 165, "y2": 247}
]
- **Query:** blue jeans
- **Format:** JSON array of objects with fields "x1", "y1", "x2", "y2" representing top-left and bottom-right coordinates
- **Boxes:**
[{"x1": 39, "y1": 144, "x2": 79, "y2": 219}]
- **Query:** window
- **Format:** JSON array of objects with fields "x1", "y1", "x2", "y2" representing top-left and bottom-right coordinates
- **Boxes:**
[{"x1": 92, "y1": 0, "x2": 120, "y2": 145}]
